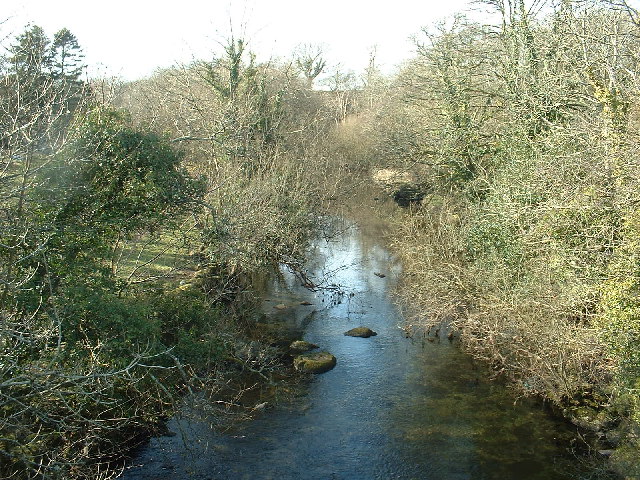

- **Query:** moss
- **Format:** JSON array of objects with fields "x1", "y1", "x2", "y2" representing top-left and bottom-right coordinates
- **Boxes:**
[
  {"x1": 289, "y1": 340, "x2": 319, "y2": 353},
  {"x1": 610, "y1": 443, "x2": 640, "y2": 479},
  {"x1": 344, "y1": 327, "x2": 377, "y2": 338},
  {"x1": 293, "y1": 352, "x2": 337, "y2": 374}
]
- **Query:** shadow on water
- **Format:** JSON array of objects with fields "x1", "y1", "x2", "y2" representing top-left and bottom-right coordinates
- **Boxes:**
[{"x1": 120, "y1": 218, "x2": 605, "y2": 480}]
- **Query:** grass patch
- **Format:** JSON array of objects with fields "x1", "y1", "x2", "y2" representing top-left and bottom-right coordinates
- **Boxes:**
[{"x1": 112, "y1": 224, "x2": 200, "y2": 285}]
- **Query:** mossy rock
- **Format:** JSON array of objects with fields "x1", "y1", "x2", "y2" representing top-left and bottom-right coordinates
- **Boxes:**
[
  {"x1": 293, "y1": 352, "x2": 336, "y2": 374},
  {"x1": 565, "y1": 406, "x2": 608, "y2": 433},
  {"x1": 289, "y1": 340, "x2": 319, "y2": 353},
  {"x1": 344, "y1": 327, "x2": 377, "y2": 338}
]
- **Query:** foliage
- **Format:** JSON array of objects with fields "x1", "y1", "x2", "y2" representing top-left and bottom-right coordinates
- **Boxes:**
[
  {"x1": 114, "y1": 40, "x2": 340, "y2": 281},
  {"x1": 363, "y1": 2, "x2": 640, "y2": 471},
  {"x1": 0, "y1": 25, "x2": 219, "y2": 478},
  {"x1": 598, "y1": 210, "x2": 640, "y2": 388},
  {"x1": 294, "y1": 43, "x2": 327, "y2": 88},
  {"x1": 195, "y1": 36, "x2": 289, "y2": 171},
  {"x1": 59, "y1": 107, "x2": 204, "y2": 234},
  {"x1": 0, "y1": 282, "x2": 229, "y2": 479},
  {"x1": 0, "y1": 22, "x2": 343, "y2": 478}
]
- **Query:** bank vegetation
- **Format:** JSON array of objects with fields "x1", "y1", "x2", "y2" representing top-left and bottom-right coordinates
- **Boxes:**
[
  {"x1": 3, "y1": 0, "x2": 640, "y2": 478},
  {"x1": 352, "y1": 1, "x2": 640, "y2": 476},
  {"x1": 0, "y1": 26, "x2": 344, "y2": 479}
]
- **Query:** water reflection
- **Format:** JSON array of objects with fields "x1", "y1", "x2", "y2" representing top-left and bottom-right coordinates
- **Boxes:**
[{"x1": 121, "y1": 220, "x2": 595, "y2": 480}]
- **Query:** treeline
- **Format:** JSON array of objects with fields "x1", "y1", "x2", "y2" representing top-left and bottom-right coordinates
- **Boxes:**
[
  {"x1": 0, "y1": 25, "x2": 348, "y2": 479},
  {"x1": 359, "y1": 0, "x2": 640, "y2": 475}
]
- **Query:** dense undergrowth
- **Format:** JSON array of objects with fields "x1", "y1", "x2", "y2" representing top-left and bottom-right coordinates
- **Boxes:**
[
  {"x1": 0, "y1": 28, "x2": 341, "y2": 479},
  {"x1": 5, "y1": 1, "x2": 640, "y2": 478},
  {"x1": 349, "y1": 2, "x2": 640, "y2": 477}
]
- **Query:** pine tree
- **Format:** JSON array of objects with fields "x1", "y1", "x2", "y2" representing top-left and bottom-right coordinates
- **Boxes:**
[
  {"x1": 50, "y1": 28, "x2": 84, "y2": 82},
  {"x1": 8, "y1": 24, "x2": 51, "y2": 79}
]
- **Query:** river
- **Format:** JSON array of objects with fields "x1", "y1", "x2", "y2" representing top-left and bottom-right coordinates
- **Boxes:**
[{"x1": 120, "y1": 218, "x2": 601, "y2": 480}]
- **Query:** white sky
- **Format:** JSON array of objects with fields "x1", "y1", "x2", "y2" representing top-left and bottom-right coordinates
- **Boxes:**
[{"x1": 3, "y1": 0, "x2": 475, "y2": 81}]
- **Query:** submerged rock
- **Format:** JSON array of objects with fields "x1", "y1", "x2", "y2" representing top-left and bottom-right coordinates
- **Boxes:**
[
  {"x1": 293, "y1": 352, "x2": 337, "y2": 374},
  {"x1": 289, "y1": 340, "x2": 319, "y2": 353},
  {"x1": 344, "y1": 327, "x2": 378, "y2": 338},
  {"x1": 372, "y1": 168, "x2": 416, "y2": 188}
]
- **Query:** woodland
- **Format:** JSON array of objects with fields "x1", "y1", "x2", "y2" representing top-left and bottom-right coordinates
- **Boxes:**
[{"x1": 2, "y1": 0, "x2": 640, "y2": 478}]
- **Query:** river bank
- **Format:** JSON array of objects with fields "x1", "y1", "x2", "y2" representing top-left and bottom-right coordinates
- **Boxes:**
[{"x1": 119, "y1": 211, "x2": 609, "y2": 480}]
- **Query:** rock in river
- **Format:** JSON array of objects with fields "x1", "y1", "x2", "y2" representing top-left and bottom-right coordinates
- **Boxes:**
[
  {"x1": 344, "y1": 327, "x2": 377, "y2": 338},
  {"x1": 289, "y1": 340, "x2": 319, "y2": 353},
  {"x1": 293, "y1": 352, "x2": 337, "y2": 374}
]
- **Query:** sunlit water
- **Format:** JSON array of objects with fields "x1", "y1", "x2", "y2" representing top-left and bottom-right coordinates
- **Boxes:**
[{"x1": 120, "y1": 220, "x2": 597, "y2": 480}]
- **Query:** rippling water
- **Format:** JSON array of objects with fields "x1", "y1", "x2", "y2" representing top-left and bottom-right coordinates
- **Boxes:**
[{"x1": 120, "y1": 220, "x2": 597, "y2": 480}]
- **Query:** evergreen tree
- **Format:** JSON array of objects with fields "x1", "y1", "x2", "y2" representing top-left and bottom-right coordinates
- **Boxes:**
[
  {"x1": 1, "y1": 25, "x2": 54, "y2": 153},
  {"x1": 8, "y1": 24, "x2": 51, "y2": 79},
  {"x1": 50, "y1": 28, "x2": 84, "y2": 82},
  {"x1": 49, "y1": 28, "x2": 86, "y2": 117}
]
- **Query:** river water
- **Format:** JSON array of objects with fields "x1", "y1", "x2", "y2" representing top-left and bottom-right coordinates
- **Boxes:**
[{"x1": 120, "y1": 219, "x2": 600, "y2": 480}]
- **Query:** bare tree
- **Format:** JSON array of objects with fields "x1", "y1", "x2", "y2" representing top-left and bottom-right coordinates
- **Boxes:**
[{"x1": 294, "y1": 43, "x2": 327, "y2": 88}]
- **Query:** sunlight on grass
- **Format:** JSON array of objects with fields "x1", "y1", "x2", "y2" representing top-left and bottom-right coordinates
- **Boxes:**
[{"x1": 113, "y1": 226, "x2": 200, "y2": 284}]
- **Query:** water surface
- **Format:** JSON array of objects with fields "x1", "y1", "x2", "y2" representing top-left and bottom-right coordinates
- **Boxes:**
[{"x1": 121, "y1": 220, "x2": 595, "y2": 480}]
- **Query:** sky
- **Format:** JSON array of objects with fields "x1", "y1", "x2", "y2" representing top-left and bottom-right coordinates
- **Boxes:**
[{"x1": 3, "y1": 0, "x2": 475, "y2": 81}]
